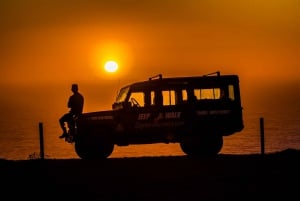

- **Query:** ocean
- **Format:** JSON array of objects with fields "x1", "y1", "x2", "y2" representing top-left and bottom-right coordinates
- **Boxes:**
[{"x1": 1, "y1": 84, "x2": 300, "y2": 160}]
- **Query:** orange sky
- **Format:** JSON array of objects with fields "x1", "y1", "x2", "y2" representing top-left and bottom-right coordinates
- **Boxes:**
[{"x1": 1, "y1": 0, "x2": 300, "y2": 111}]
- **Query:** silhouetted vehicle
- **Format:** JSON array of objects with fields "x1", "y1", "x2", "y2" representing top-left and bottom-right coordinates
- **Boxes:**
[{"x1": 67, "y1": 71, "x2": 244, "y2": 159}]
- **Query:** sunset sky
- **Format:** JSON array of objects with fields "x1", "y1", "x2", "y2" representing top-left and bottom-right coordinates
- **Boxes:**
[{"x1": 1, "y1": 0, "x2": 300, "y2": 111}]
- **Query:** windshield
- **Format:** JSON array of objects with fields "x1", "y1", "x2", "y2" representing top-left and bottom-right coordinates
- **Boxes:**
[{"x1": 115, "y1": 86, "x2": 129, "y2": 103}]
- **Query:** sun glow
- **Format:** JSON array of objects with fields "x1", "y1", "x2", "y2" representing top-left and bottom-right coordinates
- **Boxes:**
[
  {"x1": 92, "y1": 41, "x2": 132, "y2": 79},
  {"x1": 104, "y1": 61, "x2": 118, "y2": 73}
]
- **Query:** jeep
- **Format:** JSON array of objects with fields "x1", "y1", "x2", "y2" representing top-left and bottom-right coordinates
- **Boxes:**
[{"x1": 71, "y1": 71, "x2": 244, "y2": 159}]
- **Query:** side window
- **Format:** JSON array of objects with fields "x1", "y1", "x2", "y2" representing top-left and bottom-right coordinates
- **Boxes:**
[
  {"x1": 151, "y1": 90, "x2": 163, "y2": 106},
  {"x1": 181, "y1": 89, "x2": 197, "y2": 103},
  {"x1": 228, "y1": 85, "x2": 235, "y2": 100},
  {"x1": 219, "y1": 85, "x2": 235, "y2": 100},
  {"x1": 194, "y1": 88, "x2": 221, "y2": 100},
  {"x1": 150, "y1": 90, "x2": 176, "y2": 106},
  {"x1": 182, "y1": 90, "x2": 188, "y2": 102},
  {"x1": 150, "y1": 91, "x2": 155, "y2": 105},
  {"x1": 129, "y1": 92, "x2": 145, "y2": 107},
  {"x1": 162, "y1": 90, "x2": 176, "y2": 106}
]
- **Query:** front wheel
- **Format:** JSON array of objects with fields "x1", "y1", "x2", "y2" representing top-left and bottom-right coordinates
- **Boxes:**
[
  {"x1": 75, "y1": 138, "x2": 114, "y2": 159},
  {"x1": 180, "y1": 136, "x2": 223, "y2": 157}
]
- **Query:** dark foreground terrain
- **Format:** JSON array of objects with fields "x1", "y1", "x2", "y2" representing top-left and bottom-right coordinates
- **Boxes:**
[{"x1": 1, "y1": 149, "x2": 300, "y2": 201}]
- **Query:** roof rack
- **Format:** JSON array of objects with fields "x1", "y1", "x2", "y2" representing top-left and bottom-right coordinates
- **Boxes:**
[
  {"x1": 149, "y1": 74, "x2": 162, "y2": 81},
  {"x1": 203, "y1": 71, "x2": 220, "y2": 77}
]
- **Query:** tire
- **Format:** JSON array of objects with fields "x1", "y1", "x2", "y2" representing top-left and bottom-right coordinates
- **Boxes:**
[
  {"x1": 180, "y1": 136, "x2": 223, "y2": 157},
  {"x1": 75, "y1": 137, "x2": 114, "y2": 159}
]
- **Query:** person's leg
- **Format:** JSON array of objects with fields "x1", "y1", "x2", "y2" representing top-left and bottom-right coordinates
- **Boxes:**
[{"x1": 59, "y1": 113, "x2": 72, "y2": 138}]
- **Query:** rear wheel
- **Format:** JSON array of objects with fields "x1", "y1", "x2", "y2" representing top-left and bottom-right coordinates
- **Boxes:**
[{"x1": 180, "y1": 135, "x2": 223, "y2": 157}]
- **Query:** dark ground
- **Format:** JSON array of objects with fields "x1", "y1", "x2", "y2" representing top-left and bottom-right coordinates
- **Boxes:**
[{"x1": 1, "y1": 149, "x2": 300, "y2": 201}]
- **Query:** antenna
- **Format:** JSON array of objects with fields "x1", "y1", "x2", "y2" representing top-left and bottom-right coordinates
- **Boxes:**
[{"x1": 115, "y1": 79, "x2": 120, "y2": 97}]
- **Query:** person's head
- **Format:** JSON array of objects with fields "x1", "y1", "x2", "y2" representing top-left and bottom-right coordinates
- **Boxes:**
[{"x1": 71, "y1": 84, "x2": 79, "y2": 93}]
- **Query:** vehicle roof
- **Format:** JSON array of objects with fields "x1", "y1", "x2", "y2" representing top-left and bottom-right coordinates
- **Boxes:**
[{"x1": 121, "y1": 73, "x2": 239, "y2": 91}]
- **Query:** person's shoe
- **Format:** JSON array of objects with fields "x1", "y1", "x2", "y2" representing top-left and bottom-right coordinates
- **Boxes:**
[{"x1": 59, "y1": 132, "x2": 68, "y2": 139}]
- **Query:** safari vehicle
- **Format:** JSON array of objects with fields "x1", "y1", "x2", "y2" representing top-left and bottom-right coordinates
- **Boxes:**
[{"x1": 71, "y1": 71, "x2": 244, "y2": 159}]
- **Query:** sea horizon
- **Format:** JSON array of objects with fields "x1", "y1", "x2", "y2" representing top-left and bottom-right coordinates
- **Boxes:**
[{"x1": 1, "y1": 84, "x2": 300, "y2": 160}]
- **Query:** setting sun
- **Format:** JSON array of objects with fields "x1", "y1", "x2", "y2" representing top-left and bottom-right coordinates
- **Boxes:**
[{"x1": 104, "y1": 61, "x2": 118, "y2": 73}]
